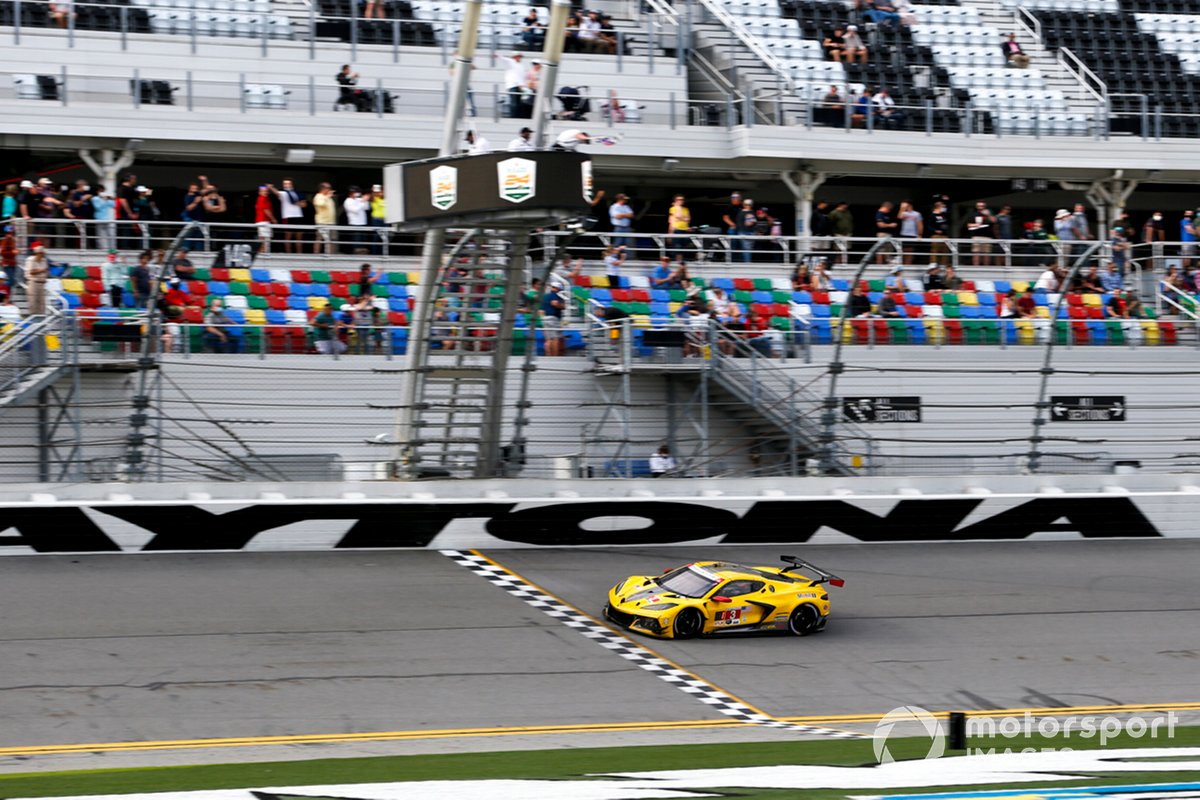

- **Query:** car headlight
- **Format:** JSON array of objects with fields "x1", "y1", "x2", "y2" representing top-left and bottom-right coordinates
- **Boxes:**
[{"x1": 642, "y1": 603, "x2": 679, "y2": 611}]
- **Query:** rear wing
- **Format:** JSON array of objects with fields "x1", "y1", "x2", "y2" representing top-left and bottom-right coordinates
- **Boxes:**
[{"x1": 780, "y1": 555, "x2": 845, "y2": 587}]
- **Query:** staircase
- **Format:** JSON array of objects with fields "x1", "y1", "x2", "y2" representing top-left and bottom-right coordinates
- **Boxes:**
[
  {"x1": 956, "y1": 0, "x2": 1104, "y2": 119},
  {"x1": 0, "y1": 313, "x2": 71, "y2": 413},
  {"x1": 691, "y1": 18, "x2": 799, "y2": 124}
]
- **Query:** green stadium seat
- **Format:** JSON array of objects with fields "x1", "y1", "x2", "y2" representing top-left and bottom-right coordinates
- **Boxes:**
[
  {"x1": 668, "y1": 289, "x2": 687, "y2": 302},
  {"x1": 230, "y1": 282, "x2": 250, "y2": 295},
  {"x1": 192, "y1": 268, "x2": 211, "y2": 281},
  {"x1": 753, "y1": 278, "x2": 773, "y2": 291},
  {"x1": 868, "y1": 280, "x2": 885, "y2": 292},
  {"x1": 309, "y1": 270, "x2": 331, "y2": 283},
  {"x1": 247, "y1": 295, "x2": 268, "y2": 310},
  {"x1": 733, "y1": 290, "x2": 753, "y2": 304},
  {"x1": 772, "y1": 290, "x2": 792, "y2": 303}
]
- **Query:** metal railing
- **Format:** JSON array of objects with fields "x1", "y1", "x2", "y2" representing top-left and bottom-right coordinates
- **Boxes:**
[{"x1": 1057, "y1": 46, "x2": 1108, "y2": 107}]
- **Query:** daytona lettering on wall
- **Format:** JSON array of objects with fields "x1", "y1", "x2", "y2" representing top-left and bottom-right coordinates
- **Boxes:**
[{"x1": 0, "y1": 496, "x2": 1167, "y2": 554}]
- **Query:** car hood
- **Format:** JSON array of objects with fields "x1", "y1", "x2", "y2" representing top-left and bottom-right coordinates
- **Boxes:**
[{"x1": 617, "y1": 584, "x2": 687, "y2": 608}]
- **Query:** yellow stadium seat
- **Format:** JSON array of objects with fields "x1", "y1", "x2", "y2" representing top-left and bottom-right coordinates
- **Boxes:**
[
  {"x1": 632, "y1": 315, "x2": 652, "y2": 328},
  {"x1": 923, "y1": 318, "x2": 945, "y2": 344},
  {"x1": 46, "y1": 334, "x2": 61, "y2": 351},
  {"x1": 245, "y1": 309, "x2": 267, "y2": 325},
  {"x1": 228, "y1": 268, "x2": 252, "y2": 283},
  {"x1": 958, "y1": 292, "x2": 979, "y2": 306},
  {"x1": 407, "y1": 272, "x2": 421, "y2": 285},
  {"x1": 1083, "y1": 294, "x2": 1102, "y2": 306},
  {"x1": 1015, "y1": 318, "x2": 1036, "y2": 345},
  {"x1": 590, "y1": 275, "x2": 610, "y2": 288},
  {"x1": 668, "y1": 301, "x2": 683, "y2": 313},
  {"x1": 61, "y1": 278, "x2": 85, "y2": 294},
  {"x1": 307, "y1": 297, "x2": 327, "y2": 310},
  {"x1": 1035, "y1": 306, "x2": 1050, "y2": 318},
  {"x1": 1142, "y1": 320, "x2": 1160, "y2": 343},
  {"x1": 1011, "y1": 281, "x2": 1030, "y2": 293}
]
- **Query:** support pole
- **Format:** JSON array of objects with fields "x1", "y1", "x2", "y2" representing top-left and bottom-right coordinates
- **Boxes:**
[
  {"x1": 78, "y1": 147, "x2": 137, "y2": 195},
  {"x1": 393, "y1": 0, "x2": 483, "y2": 476},
  {"x1": 781, "y1": 169, "x2": 826, "y2": 253},
  {"x1": 531, "y1": 0, "x2": 571, "y2": 149}
]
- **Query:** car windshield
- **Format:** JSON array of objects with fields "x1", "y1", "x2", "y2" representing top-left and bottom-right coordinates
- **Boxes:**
[{"x1": 657, "y1": 566, "x2": 721, "y2": 598}]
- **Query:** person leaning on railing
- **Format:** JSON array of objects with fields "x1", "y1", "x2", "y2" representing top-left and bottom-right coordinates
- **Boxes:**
[{"x1": 24, "y1": 245, "x2": 50, "y2": 316}]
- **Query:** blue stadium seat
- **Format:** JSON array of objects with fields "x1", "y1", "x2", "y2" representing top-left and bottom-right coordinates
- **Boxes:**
[
  {"x1": 994, "y1": 280, "x2": 1012, "y2": 294},
  {"x1": 388, "y1": 285, "x2": 408, "y2": 298},
  {"x1": 752, "y1": 290, "x2": 772, "y2": 303},
  {"x1": 906, "y1": 291, "x2": 925, "y2": 305},
  {"x1": 388, "y1": 298, "x2": 408, "y2": 312},
  {"x1": 224, "y1": 308, "x2": 246, "y2": 323},
  {"x1": 310, "y1": 284, "x2": 331, "y2": 297},
  {"x1": 266, "y1": 310, "x2": 287, "y2": 324},
  {"x1": 793, "y1": 291, "x2": 813, "y2": 303},
  {"x1": 712, "y1": 278, "x2": 735, "y2": 291},
  {"x1": 288, "y1": 297, "x2": 309, "y2": 310},
  {"x1": 813, "y1": 305, "x2": 831, "y2": 317},
  {"x1": 291, "y1": 283, "x2": 311, "y2": 297},
  {"x1": 831, "y1": 279, "x2": 850, "y2": 291},
  {"x1": 650, "y1": 289, "x2": 670, "y2": 302},
  {"x1": 208, "y1": 281, "x2": 230, "y2": 295},
  {"x1": 812, "y1": 319, "x2": 833, "y2": 343},
  {"x1": 590, "y1": 289, "x2": 612, "y2": 303},
  {"x1": 908, "y1": 319, "x2": 926, "y2": 342},
  {"x1": 650, "y1": 302, "x2": 670, "y2": 315},
  {"x1": 251, "y1": 268, "x2": 271, "y2": 282}
]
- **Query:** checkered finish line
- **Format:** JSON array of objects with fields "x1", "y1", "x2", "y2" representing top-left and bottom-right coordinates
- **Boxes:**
[{"x1": 440, "y1": 550, "x2": 864, "y2": 740}]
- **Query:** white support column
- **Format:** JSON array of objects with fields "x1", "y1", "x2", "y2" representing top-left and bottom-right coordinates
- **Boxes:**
[
  {"x1": 78, "y1": 148, "x2": 137, "y2": 195},
  {"x1": 781, "y1": 168, "x2": 826, "y2": 253}
]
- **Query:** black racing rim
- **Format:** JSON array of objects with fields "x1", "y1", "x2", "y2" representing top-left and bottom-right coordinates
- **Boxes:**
[
  {"x1": 789, "y1": 605, "x2": 820, "y2": 636},
  {"x1": 674, "y1": 609, "x2": 702, "y2": 638}
]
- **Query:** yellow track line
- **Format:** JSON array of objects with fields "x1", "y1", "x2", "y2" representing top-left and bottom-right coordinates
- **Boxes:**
[{"x1": 2, "y1": 702, "x2": 1197, "y2": 758}]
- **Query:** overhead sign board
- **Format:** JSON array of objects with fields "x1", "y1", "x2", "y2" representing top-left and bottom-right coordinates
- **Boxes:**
[
  {"x1": 1050, "y1": 396, "x2": 1127, "y2": 422},
  {"x1": 842, "y1": 397, "x2": 922, "y2": 424},
  {"x1": 384, "y1": 151, "x2": 592, "y2": 224}
]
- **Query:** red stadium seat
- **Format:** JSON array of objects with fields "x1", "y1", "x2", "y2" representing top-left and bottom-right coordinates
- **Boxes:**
[
  {"x1": 331, "y1": 283, "x2": 350, "y2": 298},
  {"x1": 924, "y1": 291, "x2": 942, "y2": 305},
  {"x1": 771, "y1": 303, "x2": 790, "y2": 317},
  {"x1": 85, "y1": 266, "x2": 102, "y2": 279},
  {"x1": 961, "y1": 280, "x2": 976, "y2": 291},
  {"x1": 872, "y1": 319, "x2": 890, "y2": 343},
  {"x1": 183, "y1": 307, "x2": 203, "y2": 323},
  {"x1": 943, "y1": 320, "x2": 963, "y2": 344},
  {"x1": 630, "y1": 289, "x2": 651, "y2": 302},
  {"x1": 905, "y1": 304, "x2": 923, "y2": 317},
  {"x1": 210, "y1": 267, "x2": 230, "y2": 282},
  {"x1": 573, "y1": 274, "x2": 591, "y2": 287},
  {"x1": 269, "y1": 283, "x2": 290, "y2": 296},
  {"x1": 1068, "y1": 306, "x2": 1086, "y2": 319},
  {"x1": 1161, "y1": 321, "x2": 1178, "y2": 344},
  {"x1": 188, "y1": 281, "x2": 209, "y2": 295},
  {"x1": 388, "y1": 311, "x2": 408, "y2": 326},
  {"x1": 83, "y1": 278, "x2": 104, "y2": 294},
  {"x1": 81, "y1": 292, "x2": 102, "y2": 308},
  {"x1": 1071, "y1": 321, "x2": 1089, "y2": 344},
  {"x1": 331, "y1": 271, "x2": 355, "y2": 284},
  {"x1": 811, "y1": 291, "x2": 830, "y2": 305},
  {"x1": 267, "y1": 296, "x2": 288, "y2": 310},
  {"x1": 250, "y1": 282, "x2": 271, "y2": 296},
  {"x1": 733, "y1": 278, "x2": 754, "y2": 291},
  {"x1": 1066, "y1": 293, "x2": 1083, "y2": 306},
  {"x1": 610, "y1": 289, "x2": 632, "y2": 302},
  {"x1": 291, "y1": 270, "x2": 312, "y2": 283},
  {"x1": 1087, "y1": 307, "x2": 1103, "y2": 319}
]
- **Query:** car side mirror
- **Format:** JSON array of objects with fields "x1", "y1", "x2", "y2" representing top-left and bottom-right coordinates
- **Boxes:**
[{"x1": 711, "y1": 595, "x2": 731, "y2": 603}]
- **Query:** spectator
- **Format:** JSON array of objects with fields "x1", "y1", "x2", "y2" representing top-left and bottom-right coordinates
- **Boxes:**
[
  {"x1": 201, "y1": 183, "x2": 227, "y2": 252},
  {"x1": 541, "y1": 283, "x2": 566, "y2": 356},
  {"x1": 1001, "y1": 33, "x2": 1030, "y2": 68},
  {"x1": 829, "y1": 201, "x2": 853, "y2": 261},
  {"x1": 1099, "y1": 262, "x2": 1123, "y2": 293},
  {"x1": 943, "y1": 265, "x2": 964, "y2": 291},
  {"x1": 1142, "y1": 211, "x2": 1166, "y2": 246},
  {"x1": 1162, "y1": 265, "x2": 1183, "y2": 291},
  {"x1": 610, "y1": 193, "x2": 635, "y2": 247},
  {"x1": 337, "y1": 65, "x2": 369, "y2": 112},
  {"x1": 1024, "y1": 217, "x2": 1052, "y2": 265},
  {"x1": 171, "y1": 248, "x2": 196, "y2": 281},
  {"x1": 160, "y1": 307, "x2": 182, "y2": 354},
  {"x1": 553, "y1": 129, "x2": 591, "y2": 151},
  {"x1": 312, "y1": 182, "x2": 337, "y2": 254},
  {"x1": 1052, "y1": 209, "x2": 1076, "y2": 264},
  {"x1": 996, "y1": 205, "x2": 1014, "y2": 242},
  {"x1": 337, "y1": 303, "x2": 357, "y2": 350},
  {"x1": 897, "y1": 199, "x2": 922, "y2": 264},
  {"x1": 999, "y1": 288, "x2": 1018, "y2": 318},
  {"x1": 842, "y1": 25, "x2": 868, "y2": 63},
  {"x1": 25, "y1": 245, "x2": 50, "y2": 316},
  {"x1": 877, "y1": 287, "x2": 901, "y2": 317},
  {"x1": 1106, "y1": 288, "x2": 1139, "y2": 319},
  {"x1": 501, "y1": 53, "x2": 531, "y2": 118},
  {"x1": 1016, "y1": 286, "x2": 1037, "y2": 318},
  {"x1": 597, "y1": 14, "x2": 619, "y2": 55},
  {"x1": 1, "y1": 184, "x2": 17, "y2": 219},
  {"x1": 846, "y1": 284, "x2": 871, "y2": 317},
  {"x1": 1181, "y1": 209, "x2": 1197, "y2": 270},
  {"x1": 368, "y1": 184, "x2": 387, "y2": 255},
  {"x1": 522, "y1": 7, "x2": 545, "y2": 48},
  {"x1": 203, "y1": 297, "x2": 238, "y2": 353},
  {"x1": 508, "y1": 126, "x2": 535, "y2": 152},
  {"x1": 792, "y1": 264, "x2": 814, "y2": 292},
  {"x1": 966, "y1": 201, "x2": 996, "y2": 267},
  {"x1": 651, "y1": 255, "x2": 684, "y2": 289},
  {"x1": 928, "y1": 197, "x2": 950, "y2": 266},
  {"x1": 180, "y1": 181, "x2": 206, "y2": 250},
  {"x1": 649, "y1": 445, "x2": 676, "y2": 477},
  {"x1": 924, "y1": 264, "x2": 946, "y2": 292},
  {"x1": 666, "y1": 194, "x2": 692, "y2": 264},
  {"x1": 564, "y1": 13, "x2": 581, "y2": 53},
  {"x1": 131, "y1": 250, "x2": 152, "y2": 307},
  {"x1": 823, "y1": 28, "x2": 847, "y2": 61},
  {"x1": 603, "y1": 245, "x2": 626, "y2": 282},
  {"x1": 17, "y1": 179, "x2": 38, "y2": 220},
  {"x1": 343, "y1": 186, "x2": 370, "y2": 253},
  {"x1": 1, "y1": 226, "x2": 17, "y2": 289},
  {"x1": 464, "y1": 130, "x2": 492, "y2": 155},
  {"x1": 871, "y1": 88, "x2": 905, "y2": 129},
  {"x1": 1034, "y1": 264, "x2": 1061, "y2": 292},
  {"x1": 1071, "y1": 203, "x2": 1091, "y2": 242},
  {"x1": 578, "y1": 10, "x2": 602, "y2": 52},
  {"x1": 865, "y1": 0, "x2": 900, "y2": 29},
  {"x1": 357, "y1": 263, "x2": 379, "y2": 298},
  {"x1": 886, "y1": 268, "x2": 907, "y2": 293},
  {"x1": 812, "y1": 258, "x2": 833, "y2": 290},
  {"x1": 312, "y1": 302, "x2": 347, "y2": 355},
  {"x1": 708, "y1": 285, "x2": 732, "y2": 315},
  {"x1": 159, "y1": 276, "x2": 189, "y2": 315},
  {"x1": 91, "y1": 189, "x2": 117, "y2": 252},
  {"x1": 270, "y1": 179, "x2": 307, "y2": 254},
  {"x1": 721, "y1": 191, "x2": 745, "y2": 261},
  {"x1": 1074, "y1": 265, "x2": 1103, "y2": 294},
  {"x1": 64, "y1": 180, "x2": 94, "y2": 249},
  {"x1": 253, "y1": 185, "x2": 276, "y2": 254},
  {"x1": 810, "y1": 200, "x2": 833, "y2": 249},
  {"x1": 874, "y1": 201, "x2": 897, "y2": 264}
]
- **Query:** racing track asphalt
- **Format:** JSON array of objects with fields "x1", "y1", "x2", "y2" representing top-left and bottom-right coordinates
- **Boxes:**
[{"x1": 0, "y1": 540, "x2": 1197, "y2": 753}]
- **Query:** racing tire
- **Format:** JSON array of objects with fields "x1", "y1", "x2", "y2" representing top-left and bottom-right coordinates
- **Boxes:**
[
  {"x1": 788, "y1": 604, "x2": 821, "y2": 637},
  {"x1": 672, "y1": 608, "x2": 703, "y2": 639}
]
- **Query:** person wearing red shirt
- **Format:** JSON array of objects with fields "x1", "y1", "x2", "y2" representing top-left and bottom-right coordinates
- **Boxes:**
[
  {"x1": 254, "y1": 185, "x2": 276, "y2": 254},
  {"x1": 1016, "y1": 286, "x2": 1037, "y2": 318}
]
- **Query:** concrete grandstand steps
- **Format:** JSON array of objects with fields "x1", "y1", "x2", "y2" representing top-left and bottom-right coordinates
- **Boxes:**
[
  {"x1": 691, "y1": 20, "x2": 805, "y2": 123},
  {"x1": 955, "y1": 0, "x2": 1102, "y2": 119}
]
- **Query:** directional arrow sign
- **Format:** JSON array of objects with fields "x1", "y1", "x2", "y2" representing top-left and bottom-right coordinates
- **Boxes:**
[{"x1": 1049, "y1": 396, "x2": 1127, "y2": 422}]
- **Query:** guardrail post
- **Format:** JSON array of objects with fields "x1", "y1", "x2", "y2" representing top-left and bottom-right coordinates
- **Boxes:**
[
  {"x1": 1154, "y1": 104, "x2": 1163, "y2": 141},
  {"x1": 376, "y1": 77, "x2": 384, "y2": 116},
  {"x1": 260, "y1": 11, "x2": 268, "y2": 56},
  {"x1": 647, "y1": 21, "x2": 654, "y2": 74},
  {"x1": 13, "y1": 0, "x2": 20, "y2": 45},
  {"x1": 1140, "y1": 95, "x2": 1148, "y2": 141},
  {"x1": 120, "y1": 5, "x2": 128, "y2": 49},
  {"x1": 669, "y1": 90, "x2": 676, "y2": 129},
  {"x1": 745, "y1": 95, "x2": 753, "y2": 128},
  {"x1": 308, "y1": 1, "x2": 316, "y2": 60},
  {"x1": 68, "y1": 1, "x2": 75, "y2": 47},
  {"x1": 616, "y1": 30, "x2": 624, "y2": 72},
  {"x1": 924, "y1": 99, "x2": 932, "y2": 136},
  {"x1": 492, "y1": 83, "x2": 499, "y2": 123},
  {"x1": 350, "y1": 2, "x2": 358, "y2": 61},
  {"x1": 190, "y1": 10, "x2": 197, "y2": 54},
  {"x1": 725, "y1": 94, "x2": 733, "y2": 130},
  {"x1": 59, "y1": 65, "x2": 68, "y2": 106},
  {"x1": 1033, "y1": 109, "x2": 1040, "y2": 139},
  {"x1": 393, "y1": 18, "x2": 400, "y2": 62},
  {"x1": 133, "y1": 67, "x2": 140, "y2": 108},
  {"x1": 186, "y1": 71, "x2": 193, "y2": 111},
  {"x1": 964, "y1": 101, "x2": 973, "y2": 137},
  {"x1": 309, "y1": 74, "x2": 315, "y2": 115},
  {"x1": 239, "y1": 72, "x2": 246, "y2": 113}
]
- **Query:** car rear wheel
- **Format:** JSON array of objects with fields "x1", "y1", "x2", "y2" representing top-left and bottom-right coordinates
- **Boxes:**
[
  {"x1": 788, "y1": 604, "x2": 820, "y2": 636},
  {"x1": 672, "y1": 608, "x2": 703, "y2": 639}
]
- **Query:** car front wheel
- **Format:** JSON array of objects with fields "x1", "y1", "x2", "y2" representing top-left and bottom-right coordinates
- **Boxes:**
[
  {"x1": 788, "y1": 604, "x2": 821, "y2": 636},
  {"x1": 672, "y1": 608, "x2": 703, "y2": 639}
]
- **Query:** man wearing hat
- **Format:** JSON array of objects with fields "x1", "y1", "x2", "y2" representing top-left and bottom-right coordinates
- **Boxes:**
[
  {"x1": 609, "y1": 193, "x2": 634, "y2": 248},
  {"x1": 1053, "y1": 207, "x2": 1075, "y2": 266},
  {"x1": 843, "y1": 25, "x2": 868, "y2": 63},
  {"x1": 25, "y1": 244, "x2": 50, "y2": 316},
  {"x1": 312, "y1": 302, "x2": 347, "y2": 355},
  {"x1": 508, "y1": 126, "x2": 535, "y2": 152}
]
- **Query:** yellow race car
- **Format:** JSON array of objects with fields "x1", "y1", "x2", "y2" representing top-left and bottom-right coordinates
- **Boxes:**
[{"x1": 604, "y1": 555, "x2": 844, "y2": 639}]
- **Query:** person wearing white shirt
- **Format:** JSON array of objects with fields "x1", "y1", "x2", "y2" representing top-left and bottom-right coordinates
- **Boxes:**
[
  {"x1": 553, "y1": 129, "x2": 590, "y2": 151},
  {"x1": 507, "y1": 126, "x2": 535, "y2": 151},
  {"x1": 501, "y1": 53, "x2": 529, "y2": 90},
  {"x1": 870, "y1": 88, "x2": 905, "y2": 128},
  {"x1": 578, "y1": 10, "x2": 601, "y2": 48},
  {"x1": 649, "y1": 445, "x2": 676, "y2": 477},
  {"x1": 343, "y1": 187, "x2": 370, "y2": 253},
  {"x1": 1034, "y1": 266, "x2": 1061, "y2": 292},
  {"x1": 465, "y1": 130, "x2": 492, "y2": 154}
]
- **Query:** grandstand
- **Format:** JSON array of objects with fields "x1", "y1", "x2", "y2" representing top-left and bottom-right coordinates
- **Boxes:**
[{"x1": 4, "y1": 0, "x2": 1200, "y2": 486}]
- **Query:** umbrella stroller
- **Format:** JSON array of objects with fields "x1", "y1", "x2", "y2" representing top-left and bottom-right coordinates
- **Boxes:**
[{"x1": 556, "y1": 85, "x2": 591, "y2": 120}]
